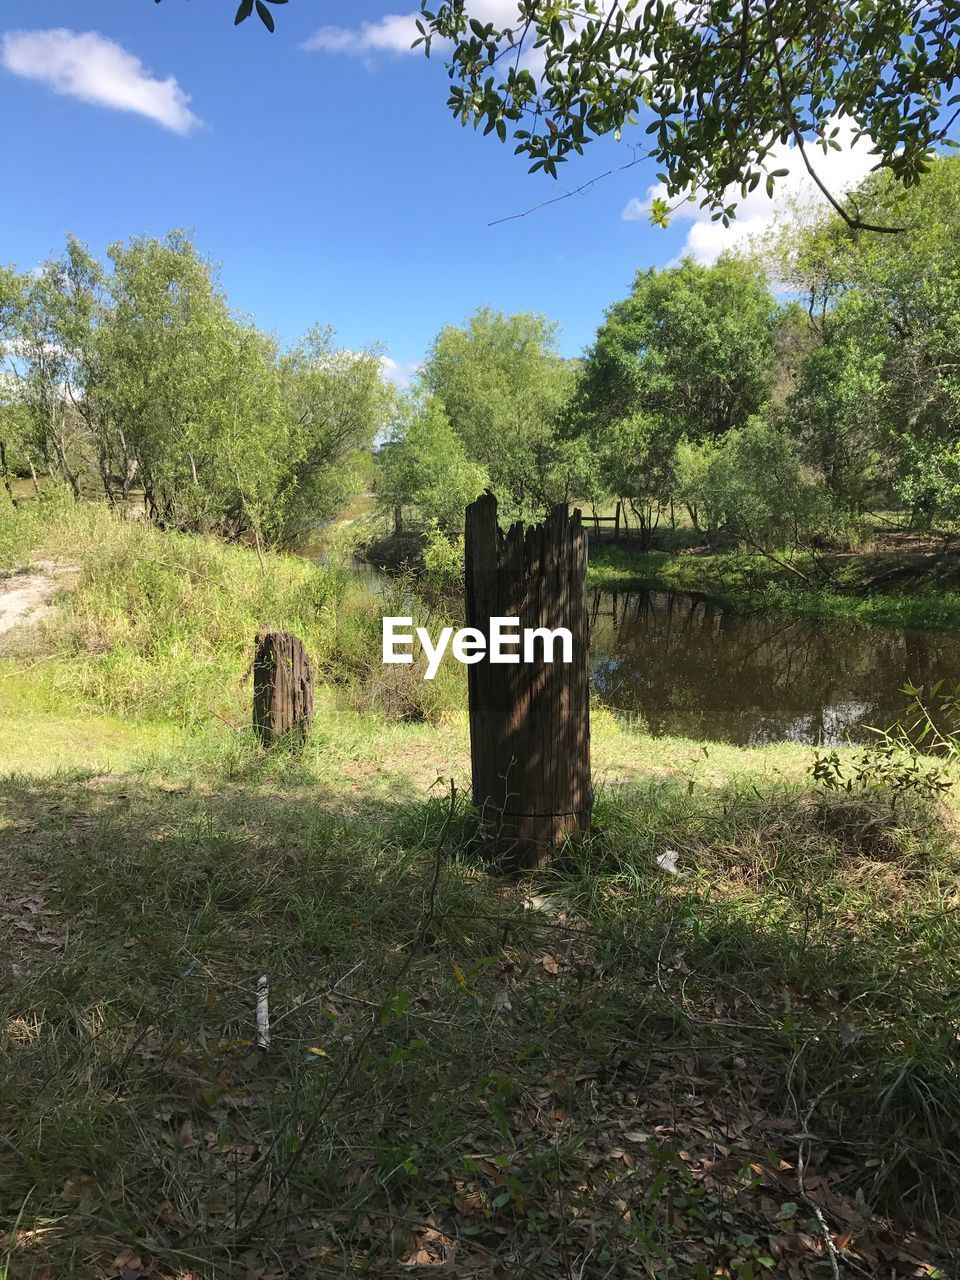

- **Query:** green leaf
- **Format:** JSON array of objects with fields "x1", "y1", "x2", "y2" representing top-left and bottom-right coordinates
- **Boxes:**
[{"x1": 255, "y1": 0, "x2": 275, "y2": 31}]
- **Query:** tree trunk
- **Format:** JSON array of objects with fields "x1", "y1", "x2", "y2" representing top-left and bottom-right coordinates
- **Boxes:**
[
  {"x1": 464, "y1": 493, "x2": 592, "y2": 869},
  {"x1": 0, "y1": 442, "x2": 13, "y2": 502},
  {"x1": 252, "y1": 629, "x2": 314, "y2": 749}
]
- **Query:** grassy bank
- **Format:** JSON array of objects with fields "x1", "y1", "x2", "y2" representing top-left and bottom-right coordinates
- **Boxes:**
[
  {"x1": 1, "y1": 497, "x2": 959, "y2": 1278},
  {"x1": 588, "y1": 543, "x2": 960, "y2": 630}
]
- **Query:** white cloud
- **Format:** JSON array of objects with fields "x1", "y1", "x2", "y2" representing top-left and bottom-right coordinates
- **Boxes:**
[
  {"x1": 380, "y1": 356, "x2": 421, "y2": 388},
  {"x1": 303, "y1": 2, "x2": 522, "y2": 59},
  {"x1": 303, "y1": 14, "x2": 422, "y2": 56},
  {"x1": 1, "y1": 29, "x2": 200, "y2": 134},
  {"x1": 623, "y1": 123, "x2": 878, "y2": 263},
  {"x1": 1, "y1": 338, "x2": 63, "y2": 360}
]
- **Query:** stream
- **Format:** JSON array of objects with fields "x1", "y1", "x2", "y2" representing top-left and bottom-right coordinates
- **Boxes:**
[{"x1": 589, "y1": 586, "x2": 960, "y2": 746}]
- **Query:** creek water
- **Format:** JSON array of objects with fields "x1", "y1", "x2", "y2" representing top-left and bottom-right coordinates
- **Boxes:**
[
  {"x1": 589, "y1": 586, "x2": 960, "y2": 746},
  {"x1": 348, "y1": 555, "x2": 958, "y2": 747}
]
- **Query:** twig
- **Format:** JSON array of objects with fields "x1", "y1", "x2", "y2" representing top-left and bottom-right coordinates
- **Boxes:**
[
  {"x1": 256, "y1": 974, "x2": 270, "y2": 1049},
  {"x1": 488, "y1": 146, "x2": 651, "y2": 226},
  {"x1": 794, "y1": 1080, "x2": 844, "y2": 1279}
]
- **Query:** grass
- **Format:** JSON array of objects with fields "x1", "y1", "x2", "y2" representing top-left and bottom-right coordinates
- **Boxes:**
[
  {"x1": 1, "y1": 495, "x2": 959, "y2": 1277},
  {"x1": 2, "y1": 750, "x2": 958, "y2": 1278},
  {"x1": 587, "y1": 544, "x2": 960, "y2": 630},
  {"x1": 0, "y1": 490, "x2": 463, "y2": 729}
]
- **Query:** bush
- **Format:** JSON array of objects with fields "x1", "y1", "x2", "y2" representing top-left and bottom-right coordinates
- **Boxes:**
[{"x1": 696, "y1": 418, "x2": 843, "y2": 551}]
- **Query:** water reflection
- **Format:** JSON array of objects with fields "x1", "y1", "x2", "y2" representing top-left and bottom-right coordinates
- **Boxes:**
[{"x1": 589, "y1": 588, "x2": 960, "y2": 746}]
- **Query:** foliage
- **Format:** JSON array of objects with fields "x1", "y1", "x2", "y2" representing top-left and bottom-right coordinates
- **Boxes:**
[
  {"x1": 421, "y1": 520, "x2": 466, "y2": 590},
  {"x1": 694, "y1": 418, "x2": 840, "y2": 551},
  {"x1": 570, "y1": 256, "x2": 777, "y2": 444},
  {"x1": 566, "y1": 256, "x2": 780, "y2": 541},
  {"x1": 99, "y1": 233, "x2": 288, "y2": 535},
  {"x1": 416, "y1": 1, "x2": 960, "y2": 227},
  {"x1": 0, "y1": 232, "x2": 390, "y2": 543},
  {"x1": 777, "y1": 155, "x2": 960, "y2": 530},
  {"x1": 811, "y1": 745, "x2": 953, "y2": 802},
  {"x1": 217, "y1": 0, "x2": 960, "y2": 232},
  {"x1": 586, "y1": 542, "x2": 960, "y2": 630},
  {"x1": 812, "y1": 679, "x2": 960, "y2": 802},
  {"x1": 781, "y1": 293, "x2": 889, "y2": 513},
  {"x1": 376, "y1": 395, "x2": 488, "y2": 535},
  {"x1": 421, "y1": 306, "x2": 576, "y2": 524},
  {"x1": 275, "y1": 326, "x2": 393, "y2": 546},
  {"x1": 0, "y1": 239, "x2": 102, "y2": 498}
]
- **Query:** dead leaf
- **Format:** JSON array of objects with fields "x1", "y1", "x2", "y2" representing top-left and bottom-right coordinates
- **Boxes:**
[{"x1": 111, "y1": 1248, "x2": 144, "y2": 1277}]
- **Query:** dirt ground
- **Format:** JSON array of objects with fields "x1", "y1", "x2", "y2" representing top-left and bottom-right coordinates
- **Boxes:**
[{"x1": 0, "y1": 560, "x2": 78, "y2": 636}]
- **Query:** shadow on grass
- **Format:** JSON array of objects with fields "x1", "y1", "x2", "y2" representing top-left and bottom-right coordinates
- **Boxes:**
[{"x1": 0, "y1": 767, "x2": 958, "y2": 1278}]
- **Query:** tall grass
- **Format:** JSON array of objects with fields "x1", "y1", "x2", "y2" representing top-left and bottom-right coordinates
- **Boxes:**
[{"x1": 0, "y1": 491, "x2": 465, "y2": 726}]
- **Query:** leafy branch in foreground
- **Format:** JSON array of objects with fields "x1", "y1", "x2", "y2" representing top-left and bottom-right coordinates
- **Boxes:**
[
  {"x1": 193, "y1": 0, "x2": 960, "y2": 231},
  {"x1": 418, "y1": 0, "x2": 960, "y2": 231}
]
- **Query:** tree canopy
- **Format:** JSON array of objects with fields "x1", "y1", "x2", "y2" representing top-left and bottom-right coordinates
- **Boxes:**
[
  {"x1": 197, "y1": 0, "x2": 960, "y2": 231},
  {"x1": 774, "y1": 153, "x2": 960, "y2": 529},
  {"x1": 420, "y1": 306, "x2": 577, "y2": 523},
  {"x1": 0, "y1": 231, "x2": 392, "y2": 545}
]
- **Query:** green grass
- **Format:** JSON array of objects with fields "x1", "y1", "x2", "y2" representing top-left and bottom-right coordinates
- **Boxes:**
[
  {"x1": 1, "y1": 751, "x2": 958, "y2": 1278},
  {"x1": 588, "y1": 544, "x2": 960, "y2": 630},
  {"x1": 1, "y1": 496, "x2": 959, "y2": 1277},
  {"x1": 0, "y1": 672, "x2": 182, "y2": 774},
  {"x1": 0, "y1": 491, "x2": 464, "y2": 729}
]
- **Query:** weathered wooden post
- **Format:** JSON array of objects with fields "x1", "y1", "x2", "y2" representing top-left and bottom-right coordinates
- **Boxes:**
[
  {"x1": 465, "y1": 493, "x2": 592, "y2": 868},
  {"x1": 252, "y1": 629, "x2": 314, "y2": 748}
]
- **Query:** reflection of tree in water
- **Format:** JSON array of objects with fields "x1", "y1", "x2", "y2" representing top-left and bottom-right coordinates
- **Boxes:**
[{"x1": 588, "y1": 589, "x2": 960, "y2": 746}]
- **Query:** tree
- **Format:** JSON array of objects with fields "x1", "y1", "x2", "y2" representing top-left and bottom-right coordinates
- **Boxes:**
[
  {"x1": 566, "y1": 255, "x2": 778, "y2": 531},
  {"x1": 421, "y1": 306, "x2": 575, "y2": 523},
  {"x1": 276, "y1": 327, "x2": 394, "y2": 546},
  {"x1": 99, "y1": 232, "x2": 287, "y2": 536},
  {"x1": 776, "y1": 154, "x2": 960, "y2": 529},
  {"x1": 0, "y1": 244, "x2": 108, "y2": 498},
  {"x1": 0, "y1": 266, "x2": 30, "y2": 491},
  {"x1": 573, "y1": 255, "x2": 776, "y2": 439},
  {"x1": 780, "y1": 293, "x2": 889, "y2": 513},
  {"x1": 696, "y1": 418, "x2": 839, "y2": 555},
  {"x1": 376, "y1": 395, "x2": 488, "y2": 535},
  {"x1": 2, "y1": 230, "x2": 394, "y2": 541},
  {"x1": 210, "y1": 0, "x2": 960, "y2": 231}
]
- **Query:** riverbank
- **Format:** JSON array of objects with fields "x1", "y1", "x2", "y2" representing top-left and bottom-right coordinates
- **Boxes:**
[
  {"x1": 1, "y1": 497, "x2": 959, "y2": 1278},
  {"x1": 587, "y1": 540, "x2": 960, "y2": 630}
]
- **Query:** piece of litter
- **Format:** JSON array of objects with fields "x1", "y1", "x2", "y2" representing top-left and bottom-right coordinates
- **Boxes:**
[
  {"x1": 256, "y1": 974, "x2": 270, "y2": 1049},
  {"x1": 656, "y1": 849, "x2": 679, "y2": 875},
  {"x1": 523, "y1": 894, "x2": 564, "y2": 917}
]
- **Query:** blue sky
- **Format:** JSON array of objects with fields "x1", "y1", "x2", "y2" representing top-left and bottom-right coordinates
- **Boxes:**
[{"x1": 0, "y1": 2, "x2": 873, "y2": 380}]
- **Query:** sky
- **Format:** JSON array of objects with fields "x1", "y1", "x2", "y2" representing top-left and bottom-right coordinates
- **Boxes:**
[{"x1": 0, "y1": 1, "x2": 878, "y2": 383}]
